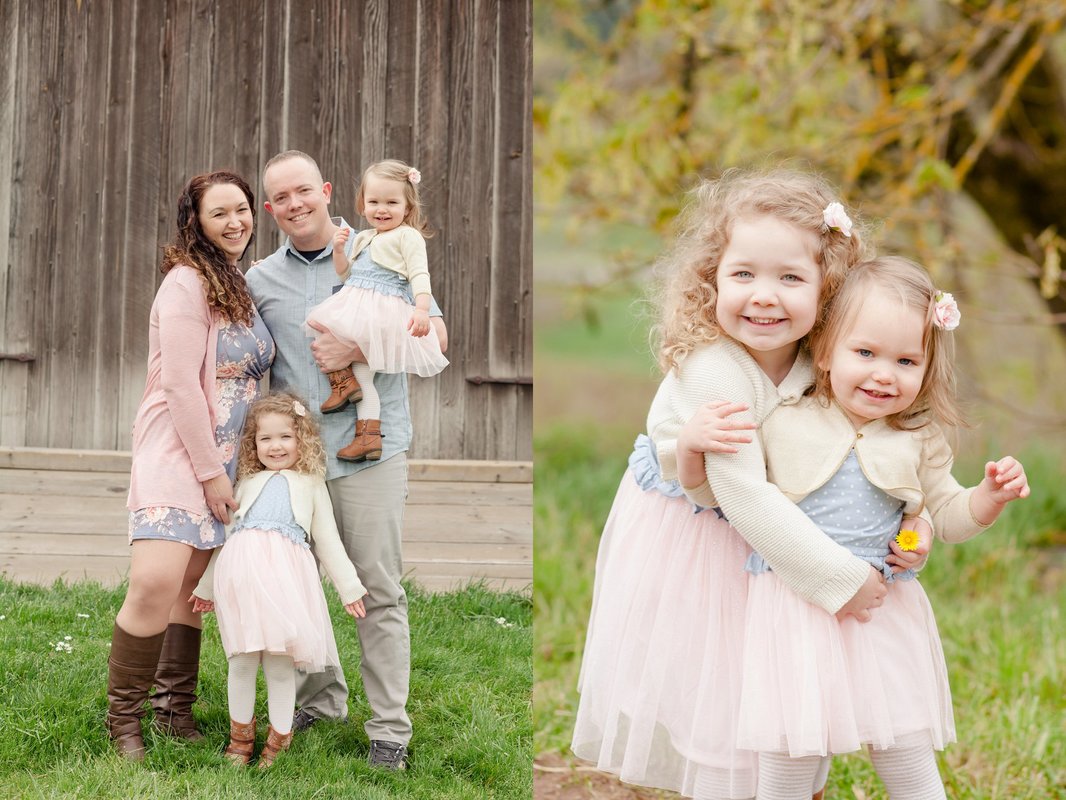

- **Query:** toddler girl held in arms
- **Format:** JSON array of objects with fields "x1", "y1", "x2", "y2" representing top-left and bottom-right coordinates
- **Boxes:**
[
  {"x1": 192, "y1": 393, "x2": 367, "y2": 768},
  {"x1": 304, "y1": 159, "x2": 448, "y2": 462}
]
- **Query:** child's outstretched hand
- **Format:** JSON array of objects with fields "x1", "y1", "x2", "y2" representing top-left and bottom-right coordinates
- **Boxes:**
[
  {"x1": 679, "y1": 400, "x2": 756, "y2": 455},
  {"x1": 344, "y1": 597, "x2": 367, "y2": 619},
  {"x1": 334, "y1": 227, "x2": 351, "y2": 249},
  {"x1": 886, "y1": 516, "x2": 933, "y2": 574},
  {"x1": 972, "y1": 456, "x2": 1030, "y2": 525},
  {"x1": 190, "y1": 595, "x2": 214, "y2": 614},
  {"x1": 407, "y1": 307, "x2": 430, "y2": 337}
]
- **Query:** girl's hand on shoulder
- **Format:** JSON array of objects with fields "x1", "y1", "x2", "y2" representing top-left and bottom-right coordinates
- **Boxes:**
[
  {"x1": 886, "y1": 516, "x2": 933, "y2": 573},
  {"x1": 407, "y1": 308, "x2": 430, "y2": 337},
  {"x1": 679, "y1": 400, "x2": 755, "y2": 456},
  {"x1": 344, "y1": 597, "x2": 367, "y2": 619},
  {"x1": 984, "y1": 456, "x2": 1030, "y2": 504},
  {"x1": 190, "y1": 595, "x2": 214, "y2": 613},
  {"x1": 202, "y1": 473, "x2": 238, "y2": 524}
]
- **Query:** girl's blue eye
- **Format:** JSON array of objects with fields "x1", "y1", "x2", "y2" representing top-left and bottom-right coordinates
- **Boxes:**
[
  {"x1": 857, "y1": 349, "x2": 872, "y2": 358},
  {"x1": 898, "y1": 358, "x2": 914, "y2": 366}
]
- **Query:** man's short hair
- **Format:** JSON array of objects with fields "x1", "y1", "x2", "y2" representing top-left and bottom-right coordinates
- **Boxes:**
[{"x1": 263, "y1": 150, "x2": 324, "y2": 186}]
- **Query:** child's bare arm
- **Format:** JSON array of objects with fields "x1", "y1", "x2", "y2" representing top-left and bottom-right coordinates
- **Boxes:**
[
  {"x1": 331, "y1": 228, "x2": 351, "y2": 278},
  {"x1": 408, "y1": 294, "x2": 431, "y2": 337}
]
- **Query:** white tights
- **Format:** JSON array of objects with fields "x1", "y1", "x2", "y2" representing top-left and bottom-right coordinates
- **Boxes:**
[
  {"x1": 227, "y1": 651, "x2": 296, "y2": 734},
  {"x1": 757, "y1": 734, "x2": 944, "y2": 800},
  {"x1": 352, "y1": 363, "x2": 380, "y2": 419}
]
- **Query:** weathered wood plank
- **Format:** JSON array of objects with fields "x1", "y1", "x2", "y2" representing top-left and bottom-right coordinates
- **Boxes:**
[
  {"x1": 0, "y1": 447, "x2": 532, "y2": 481},
  {"x1": 0, "y1": 553, "x2": 530, "y2": 594},
  {"x1": 0, "y1": 1, "x2": 532, "y2": 462}
]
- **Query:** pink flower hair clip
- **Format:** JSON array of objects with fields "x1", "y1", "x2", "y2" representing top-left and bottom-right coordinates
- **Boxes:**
[
  {"x1": 407, "y1": 168, "x2": 421, "y2": 185},
  {"x1": 822, "y1": 202, "x2": 853, "y2": 237},
  {"x1": 932, "y1": 291, "x2": 960, "y2": 331},
  {"x1": 292, "y1": 400, "x2": 307, "y2": 417}
]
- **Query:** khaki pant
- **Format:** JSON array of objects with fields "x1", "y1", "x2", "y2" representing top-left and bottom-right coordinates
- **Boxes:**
[{"x1": 295, "y1": 454, "x2": 412, "y2": 744}]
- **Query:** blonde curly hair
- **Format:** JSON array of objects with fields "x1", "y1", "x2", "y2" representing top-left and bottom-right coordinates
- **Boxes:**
[
  {"x1": 653, "y1": 168, "x2": 868, "y2": 373},
  {"x1": 356, "y1": 159, "x2": 433, "y2": 238},
  {"x1": 235, "y1": 392, "x2": 327, "y2": 480},
  {"x1": 809, "y1": 255, "x2": 964, "y2": 431}
]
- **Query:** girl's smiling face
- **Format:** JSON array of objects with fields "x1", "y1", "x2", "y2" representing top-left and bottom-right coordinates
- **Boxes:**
[
  {"x1": 255, "y1": 412, "x2": 300, "y2": 471},
  {"x1": 715, "y1": 214, "x2": 822, "y2": 374},
  {"x1": 360, "y1": 174, "x2": 410, "y2": 233},
  {"x1": 824, "y1": 288, "x2": 928, "y2": 427}
]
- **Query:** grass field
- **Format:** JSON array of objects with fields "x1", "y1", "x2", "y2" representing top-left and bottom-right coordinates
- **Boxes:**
[
  {"x1": 0, "y1": 579, "x2": 532, "y2": 800},
  {"x1": 533, "y1": 221, "x2": 1066, "y2": 798}
]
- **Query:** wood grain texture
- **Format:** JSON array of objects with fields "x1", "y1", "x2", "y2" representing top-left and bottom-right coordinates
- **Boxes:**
[
  {"x1": 0, "y1": 452, "x2": 531, "y2": 593},
  {"x1": 0, "y1": 1, "x2": 531, "y2": 460}
]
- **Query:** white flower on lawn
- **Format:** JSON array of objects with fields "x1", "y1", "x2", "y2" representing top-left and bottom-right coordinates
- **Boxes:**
[
  {"x1": 77, "y1": 613, "x2": 90, "y2": 618},
  {"x1": 495, "y1": 617, "x2": 515, "y2": 629}
]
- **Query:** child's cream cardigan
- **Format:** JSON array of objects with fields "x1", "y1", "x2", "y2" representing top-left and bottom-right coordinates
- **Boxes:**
[{"x1": 193, "y1": 469, "x2": 367, "y2": 606}]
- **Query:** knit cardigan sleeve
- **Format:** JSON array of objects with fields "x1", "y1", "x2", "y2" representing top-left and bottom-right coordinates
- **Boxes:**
[
  {"x1": 650, "y1": 344, "x2": 871, "y2": 614},
  {"x1": 394, "y1": 226, "x2": 431, "y2": 297},
  {"x1": 918, "y1": 427, "x2": 991, "y2": 543},
  {"x1": 308, "y1": 479, "x2": 367, "y2": 605},
  {"x1": 157, "y1": 270, "x2": 225, "y2": 482}
]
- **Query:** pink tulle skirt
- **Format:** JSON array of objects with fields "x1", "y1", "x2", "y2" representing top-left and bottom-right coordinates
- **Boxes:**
[
  {"x1": 737, "y1": 572, "x2": 955, "y2": 757},
  {"x1": 572, "y1": 472, "x2": 758, "y2": 799},
  {"x1": 213, "y1": 527, "x2": 342, "y2": 673},
  {"x1": 304, "y1": 286, "x2": 448, "y2": 377}
]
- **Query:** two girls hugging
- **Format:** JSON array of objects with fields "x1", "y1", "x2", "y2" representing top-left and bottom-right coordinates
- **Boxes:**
[{"x1": 572, "y1": 169, "x2": 1029, "y2": 800}]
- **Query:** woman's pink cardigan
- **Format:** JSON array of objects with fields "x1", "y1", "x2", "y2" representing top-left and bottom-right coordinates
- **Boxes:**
[{"x1": 127, "y1": 266, "x2": 224, "y2": 514}]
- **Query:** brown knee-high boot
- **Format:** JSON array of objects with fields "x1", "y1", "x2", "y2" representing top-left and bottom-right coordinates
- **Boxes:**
[
  {"x1": 106, "y1": 623, "x2": 167, "y2": 761},
  {"x1": 149, "y1": 623, "x2": 205, "y2": 741},
  {"x1": 320, "y1": 367, "x2": 363, "y2": 413},
  {"x1": 337, "y1": 418, "x2": 383, "y2": 462}
]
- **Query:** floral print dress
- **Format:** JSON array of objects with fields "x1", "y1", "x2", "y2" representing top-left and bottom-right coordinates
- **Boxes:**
[{"x1": 128, "y1": 312, "x2": 275, "y2": 548}]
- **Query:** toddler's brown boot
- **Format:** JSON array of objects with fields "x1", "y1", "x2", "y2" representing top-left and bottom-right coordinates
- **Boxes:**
[
  {"x1": 224, "y1": 717, "x2": 256, "y2": 765},
  {"x1": 321, "y1": 367, "x2": 363, "y2": 414},
  {"x1": 257, "y1": 725, "x2": 293, "y2": 769},
  {"x1": 337, "y1": 419, "x2": 383, "y2": 462}
]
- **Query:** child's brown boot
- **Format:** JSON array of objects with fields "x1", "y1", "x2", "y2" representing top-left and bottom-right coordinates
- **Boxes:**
[
  {"x1": 224, "y1": 717, "x2": 256, "y2": 765},
  {"x1": 320, "y1": 367, "x2": 363, "y2": 413},
  {"x1": 257, "y1": 725, "x2": 293, "y2": 769},
  {"x1": 337, "y1": 419, "x2": 383, "y2": 462}
]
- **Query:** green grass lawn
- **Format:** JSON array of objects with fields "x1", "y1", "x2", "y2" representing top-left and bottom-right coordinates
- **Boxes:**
[{"x1": 0, "y1": 580, "x2": 531, "y2": 799}]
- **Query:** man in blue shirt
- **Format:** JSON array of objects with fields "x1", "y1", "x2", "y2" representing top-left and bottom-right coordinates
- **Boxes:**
[{"x1": 249, "y1": 150, "x2": 447, "y2": 770}]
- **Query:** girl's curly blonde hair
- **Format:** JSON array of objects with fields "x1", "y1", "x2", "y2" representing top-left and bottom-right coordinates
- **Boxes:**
[
  {"x1": 653, "y1": 168, "x2": 868, "y2": 373},
  {"x1": 235, "y1": 392, "x2": 327, "y2": 480},
  {"x1": 356, "y1": 159, "x2": 433, "y2": 238},
  {"x1": 809, "y1": 255, "x2": 964, "y2": 431}
]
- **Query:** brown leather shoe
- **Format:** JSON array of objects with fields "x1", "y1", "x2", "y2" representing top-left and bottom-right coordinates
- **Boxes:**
[
  {"x1": 149, "y1": 623, "x2": 205, "y2": 741},
  {"x1": 337, "y1": 418, "x2": 383, "y2": 462},
  {"x1": 320, "y1": 367, "x2": 363, "y2": 413},
  {"x1": 224, "y1": 717, "x2": 257, "y2": 765},
  {"x1": 106, "y1": 623, "x2": 167, "y2": 761},
  {"x1": 256, "y1": 725, "x2": 293, "y2": 769}
]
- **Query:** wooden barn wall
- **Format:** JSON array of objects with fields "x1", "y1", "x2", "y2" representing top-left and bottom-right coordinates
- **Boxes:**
[{"x1": 0, "y1": 0, "x2": 532, "y2": 461}]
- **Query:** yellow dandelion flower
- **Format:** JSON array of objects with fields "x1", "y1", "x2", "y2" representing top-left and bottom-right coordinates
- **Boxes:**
[{"x1": 895, "y1": 529, "x2": 920, "y2": 551}]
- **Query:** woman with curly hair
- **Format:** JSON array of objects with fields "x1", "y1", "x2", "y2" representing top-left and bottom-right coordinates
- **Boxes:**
[
  {"x1": 106, "y1": 171, "x2": 275, "y2": 760},
  {"x1": 190, "y1": 392, "x2": 367, "y2": 768}
]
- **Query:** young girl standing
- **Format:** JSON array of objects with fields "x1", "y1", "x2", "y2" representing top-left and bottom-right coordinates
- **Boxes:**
[
  {"x1": 304, "y1": 159, "x2": 449, "y2": 462},
  {"x1": 572, "y1": 170, "x2": 905, "y2": 800},
  {"x1": 192, "y1": 393, "x2": 368, "y2": 768},
  {"x1": 698, "y1": 257, "x2": 1029, "y2": 799}
]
